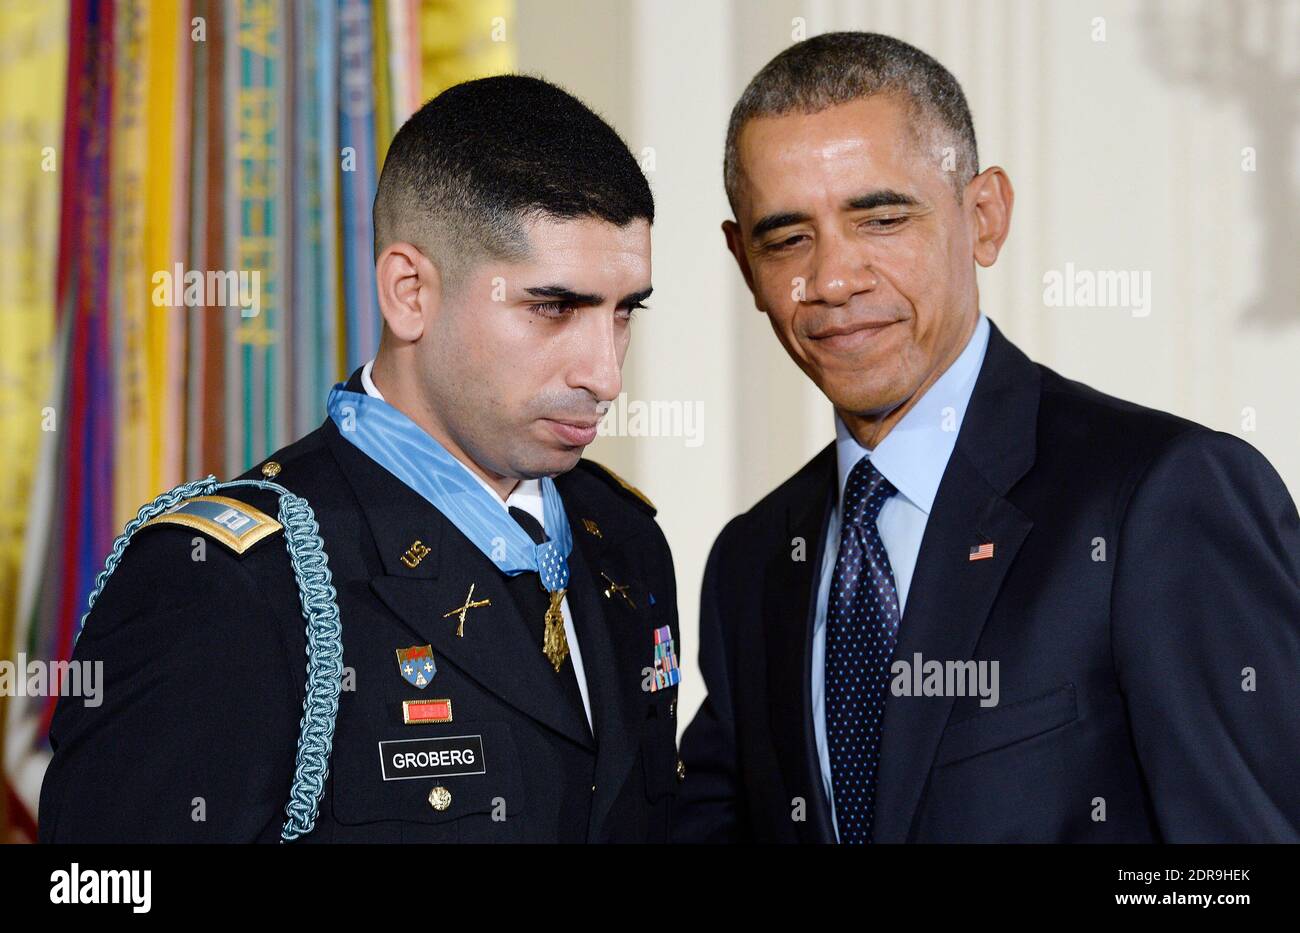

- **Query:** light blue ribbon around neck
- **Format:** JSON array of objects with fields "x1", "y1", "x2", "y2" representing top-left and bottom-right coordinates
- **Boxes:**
[{"x1": 327, "y1": 385, "x2": 572, "y2": 592}]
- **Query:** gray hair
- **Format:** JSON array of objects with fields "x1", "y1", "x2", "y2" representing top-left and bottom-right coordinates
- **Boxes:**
[{"x1": 723, "y1": 32, "x2": 979, "y2": 214}]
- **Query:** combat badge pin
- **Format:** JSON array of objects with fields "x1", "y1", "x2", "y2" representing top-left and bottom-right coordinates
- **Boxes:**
[{"x1": 396, "y1": 644, "x2": 437, "y2": 688}]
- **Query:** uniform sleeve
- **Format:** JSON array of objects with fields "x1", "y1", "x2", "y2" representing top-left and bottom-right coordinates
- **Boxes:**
[
  {"x1": 673, "y1": 517, "x2": 749, "y2": 843},
  {"x1": 1112, "y1": 428, "x2": 1300, "y2": 841},
  {"x1": 38, "y1": 527, "x2": 304, "y2": 843}
]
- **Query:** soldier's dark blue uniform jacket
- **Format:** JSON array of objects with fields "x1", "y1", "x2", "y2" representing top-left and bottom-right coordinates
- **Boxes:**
[{"x1": 39, "y1": 369, "x2": 683, "y2": 843}]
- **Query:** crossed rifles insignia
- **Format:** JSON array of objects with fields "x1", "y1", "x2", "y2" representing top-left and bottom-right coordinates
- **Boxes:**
[
  {"x1": 600, "y1": 572, "x2": 636, "y2": 609},
  {"x1": 443, "y1": 583, "x2": 491, "y2": 637}
]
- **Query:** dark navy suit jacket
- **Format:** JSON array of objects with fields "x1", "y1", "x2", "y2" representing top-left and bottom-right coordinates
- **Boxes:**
[{"x1": 676, "y1": 318, "x2": 1300, "y2": 843}]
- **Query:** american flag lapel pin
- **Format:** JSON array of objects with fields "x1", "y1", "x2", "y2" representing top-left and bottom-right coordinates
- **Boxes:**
[{"x1": 969, "y1": 541, "x2": 995, "y2": 562}]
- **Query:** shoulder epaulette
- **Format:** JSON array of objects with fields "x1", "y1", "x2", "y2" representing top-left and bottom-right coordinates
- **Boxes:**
[
  {"x1": 578, "y1": 460, "x2": 656, "y2": 517},
  {"x1": 84, "y1": 470, "x2": 339, "y2": 842},
  {"x1": 139, "y1": 494, "x2": 283, "y2": 555}
]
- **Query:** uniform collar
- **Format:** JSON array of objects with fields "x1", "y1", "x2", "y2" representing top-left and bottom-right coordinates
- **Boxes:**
[
  {"x1": 834, "y1": 312, "x2": 990, "y2": 516},
  {"x1": 360, "y1": 359, "x2": 545, "y2": 525}
]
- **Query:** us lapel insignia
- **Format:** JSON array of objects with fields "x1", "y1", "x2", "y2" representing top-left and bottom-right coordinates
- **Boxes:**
[
  {"x1": 396, "y1": 645, "x2": 437, "y2": 688},
  {"x1": 403, "y1": 698, "x2": 453, "y2": 724},
  {"x1": 601, "y1": 571, "x2": 636, "y2": 609},
  {"x1": 401, "y1": 539, "x2": 431, "y2": 568},
  {"x1": 649, "y1": 625, "x2": 680, "y2": 692},
  {"x1": 443, "y1": 583, "x2": 491, "y2": 637},
  {"x1": 581, "y1": 518, "x2": 602, "y2": 538},
  {"x1": 968, "y1": 541, "x2": 996, "y2": 561}
]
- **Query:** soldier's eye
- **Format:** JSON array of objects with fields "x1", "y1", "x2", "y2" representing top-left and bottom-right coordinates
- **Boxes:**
[{"x1": 527, "y1": 302, "x2": 579, "y2": 319}]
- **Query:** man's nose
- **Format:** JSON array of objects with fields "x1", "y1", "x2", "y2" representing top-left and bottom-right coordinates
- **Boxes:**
[
  {"x1": 807, "y1": 232, "x2": 877, "y2": 306},
  {"x1": 567, "y1": 310, "x2": 623, "y2": 403}
]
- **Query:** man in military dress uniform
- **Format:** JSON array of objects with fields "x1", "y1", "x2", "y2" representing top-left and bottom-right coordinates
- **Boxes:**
[{"x1": 39, "y1": 76, "x2": 683, "y2": 843}]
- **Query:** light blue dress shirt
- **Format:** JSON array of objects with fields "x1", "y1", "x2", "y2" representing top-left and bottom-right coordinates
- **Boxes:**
[{"x1": 811, "y1": 312, "x2": 991, "y2": 838}]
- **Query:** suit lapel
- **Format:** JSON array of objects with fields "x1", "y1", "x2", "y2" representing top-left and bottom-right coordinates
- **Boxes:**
[
  {"x1": 869, "y1": 451, "x2": 1034, "y2": 842},
  {"x1": 764, "y1": 447, "x2": 838, "y2": 843},
  {"x1": 869, "y1": 319, "x2": 1041, "y2": 842},
  {"x1": 325, "y1": 422, "x2": 594, "y2": 749}
]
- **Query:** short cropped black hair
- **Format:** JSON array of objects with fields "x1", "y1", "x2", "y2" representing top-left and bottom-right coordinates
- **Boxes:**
[{"x1": 373, "y1": 74, "x2": 654, "y2": 291}]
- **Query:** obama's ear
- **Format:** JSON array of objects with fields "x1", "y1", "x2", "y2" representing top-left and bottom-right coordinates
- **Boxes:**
[
  {"x1": 967, "y1": 166, "x2": 1014, "y2": 268},
  {"x1": 375, "y1": 242, "x2": 440, "y2": 343},
  {"x1": 722, "y1": 219, "x2": 760, "y2": 304}
]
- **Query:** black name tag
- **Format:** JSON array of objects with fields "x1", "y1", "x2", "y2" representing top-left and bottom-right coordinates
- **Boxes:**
[{"x1": 378, "y1": 734, "x2": 486, "y2": 781}]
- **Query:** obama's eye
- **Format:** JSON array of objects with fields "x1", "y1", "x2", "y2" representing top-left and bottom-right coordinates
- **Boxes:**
[{"x1": 763, "y1": 234, "x2": 810, "y2": 253}]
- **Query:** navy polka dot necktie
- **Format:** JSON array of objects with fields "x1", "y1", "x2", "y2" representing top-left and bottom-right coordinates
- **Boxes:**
[{"x1": 826, "y1": 455, "x2": 900, "y2": 844}]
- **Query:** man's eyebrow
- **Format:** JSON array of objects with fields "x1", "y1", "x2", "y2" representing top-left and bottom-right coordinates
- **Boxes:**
[
  {"x1": 751, "y1": 211, "x2": 811, "y2": 240},
  {"x1": 523, "y1": 285, "x2": 653, "y2": 307},
  {"x1": 618, "y1": 286, "x2": 653, "y2": 307},
  {"x1": 845, "y1": 189, "x2": 922, "y2": 211},
  {"x1": 749, "y1": 190, "x2": 921, "y2": 240}
]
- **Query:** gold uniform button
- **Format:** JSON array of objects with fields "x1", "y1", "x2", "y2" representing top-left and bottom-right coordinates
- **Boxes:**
[
  {"x1": 261, "y1": 460, "x2": 281, "y2": 479},
  {"x1": 676, "y1": 759, "x2": 686, "y2": 782},
  {"x1": 428, "y1": 786, "x2": 452, "y2": 811}
]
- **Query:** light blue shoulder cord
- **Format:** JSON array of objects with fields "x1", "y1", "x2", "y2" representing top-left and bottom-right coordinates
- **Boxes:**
[{"x1": 78, "y1": 474, "x2": 344, "y2": 843}]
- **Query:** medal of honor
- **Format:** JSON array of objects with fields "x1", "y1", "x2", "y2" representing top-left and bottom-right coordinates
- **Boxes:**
[{"x1": 542, "y1": 589, "x2": 569, "y2": 671}]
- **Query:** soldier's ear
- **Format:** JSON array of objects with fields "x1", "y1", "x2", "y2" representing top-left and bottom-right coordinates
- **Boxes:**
[{"x1": 375, "y1": 241, "x2": 438, "y2": 342}]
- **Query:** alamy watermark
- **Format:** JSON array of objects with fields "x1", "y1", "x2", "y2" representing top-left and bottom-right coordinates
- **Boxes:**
[
  {"x1": 596, "y1": 393, "x2": 704, "y2": 448},
  {"x1": 50, "y1": 864, "x2": 151, "y2": 913},
  {"x1": 0, "y1": 654, "x2": 103, "y2": 707},
  {"x1": 890, "y1": 653, "x2": 999, "y2": 707},
  {"x1": 1042, "y1": 263, "x2": 1151, "y2": 317},
  {"x1": 151, "y1": 263, "x2": 262, "y2": 317}
]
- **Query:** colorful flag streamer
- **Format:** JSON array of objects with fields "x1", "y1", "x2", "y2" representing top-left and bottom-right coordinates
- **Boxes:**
[{"x1": 0, "y1": 0, "x2": 515, "y2": 844}]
